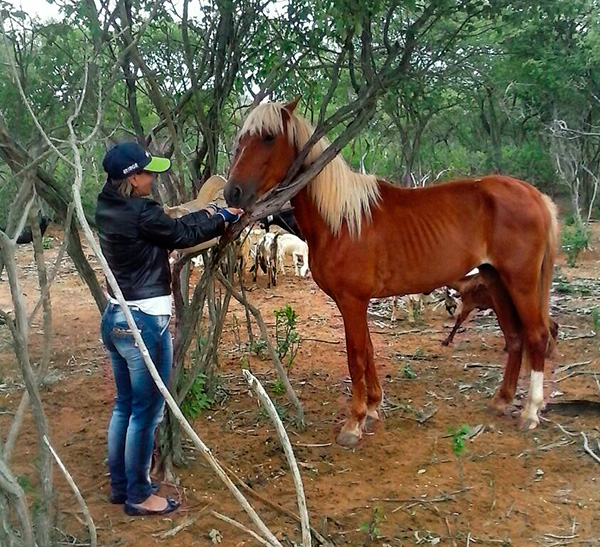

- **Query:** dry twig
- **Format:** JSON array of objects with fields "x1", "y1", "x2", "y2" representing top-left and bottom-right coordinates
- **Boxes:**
[
  {"x1": 211, "y1": 511, "x2": 275, "y2": 547},
  {"x1": 244, "y1": 370, "x2": 311, "y2": 547},
  {"x1": 580, "y1": 432, "x2": 600, "y2": 465},
  {"x1": 43, "y1": 436, "x2": 96, "y2": 547}
]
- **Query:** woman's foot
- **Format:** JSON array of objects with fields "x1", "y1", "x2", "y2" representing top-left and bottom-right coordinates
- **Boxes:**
[
  {"x1": 109, "y1": 482, "x2": 160, "y2": 505},
  {"x1": 137, "y1": 494, "x2": 170, "y2": 511},
  {"x1": 124, "y1": 495, "x2": 180, "y2": 516}
]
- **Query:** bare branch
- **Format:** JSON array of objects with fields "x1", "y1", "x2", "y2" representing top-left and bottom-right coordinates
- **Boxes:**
[
  {"x1": 581, "y1": 432, "x2": 600, "y2": 465},
  {"x1": 0, "y1": 454, "x2": 35, "y2": 546},
  {"x1": 0, "y1": 233, "x2": 54, "y2": 545},
  {"x1": 210, "y1": 511, "x2": 276, "y2": 547},
  {"x1": 43, "y1": 436, "x2": 97, "y2": 547},
  {"x1": 243, "y1": 370, "x2": 311, "y2": 547}
]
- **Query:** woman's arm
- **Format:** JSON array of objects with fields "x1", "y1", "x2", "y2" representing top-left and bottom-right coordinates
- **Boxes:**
[{"x1": 138, "y1": 200, "x2": 226, "y2": 249}]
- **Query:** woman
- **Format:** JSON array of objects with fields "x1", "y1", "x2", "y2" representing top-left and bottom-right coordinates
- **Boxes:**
[{"x1": 96, "y1": 142, "x2": 242, "y2": 516}]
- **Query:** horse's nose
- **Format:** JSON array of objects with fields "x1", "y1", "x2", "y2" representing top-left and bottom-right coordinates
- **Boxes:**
[{"x1": 225, "y1": 184, "x2": 243, "y2": 207}]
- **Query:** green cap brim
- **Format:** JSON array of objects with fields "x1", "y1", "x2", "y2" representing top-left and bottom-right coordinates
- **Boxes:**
[{"x1": 144, "y1": 156, "x2": 171, "y2": 173}]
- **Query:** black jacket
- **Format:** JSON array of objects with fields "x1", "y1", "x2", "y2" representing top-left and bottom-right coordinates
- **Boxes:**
[{"x1": 96, "y1": 182, "x2": 225, "y2": 301}]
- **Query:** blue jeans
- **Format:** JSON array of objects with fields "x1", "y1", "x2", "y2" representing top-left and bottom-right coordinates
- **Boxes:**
[{"x1": 100, "y1": 303, "x2": 172, "y2": 504}]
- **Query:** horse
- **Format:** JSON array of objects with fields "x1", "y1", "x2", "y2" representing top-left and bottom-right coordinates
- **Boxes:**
[{"x1": 225, "y1": 99, "x2": 558, "y2": 448}]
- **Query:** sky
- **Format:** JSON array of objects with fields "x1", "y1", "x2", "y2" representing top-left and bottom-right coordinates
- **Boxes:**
[
  {"x1": 10, "y1": 0, "x2": 62, "y2": 21},
  {"x1": 10, "y1": 0, "x2": 234, "y2": 23},
  {"x1": 11, "y1": 0, "x2": 285, "y2": 23}
]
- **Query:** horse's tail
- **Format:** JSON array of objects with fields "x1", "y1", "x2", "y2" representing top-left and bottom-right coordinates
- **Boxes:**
[{"x1": 539, "y1": 194, "x2": 559, "y2": 332}]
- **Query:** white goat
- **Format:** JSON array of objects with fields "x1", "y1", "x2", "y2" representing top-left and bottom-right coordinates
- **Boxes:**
[{"x1": 276, "y1": 233, "x2": 309, "y2": 277}]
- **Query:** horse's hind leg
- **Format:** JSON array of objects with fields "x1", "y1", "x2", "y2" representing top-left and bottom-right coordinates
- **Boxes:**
[
  {"x1": 336, "y1": 296, "x2": 370, "y2": 448},
  {"x1": 364, "y1": 327, "x2": 382, "y2": 430},
  {"x1": 478, "y1": 265, "x2": 524, "y2": 416},
  {"x1": 506, "y1": 288, "x2": 549, "y2": 430}
]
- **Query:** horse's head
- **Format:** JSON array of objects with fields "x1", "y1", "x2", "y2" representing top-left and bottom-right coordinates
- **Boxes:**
[{"x1": 225, "y1": 98, "x2": 300, "y2": 208}]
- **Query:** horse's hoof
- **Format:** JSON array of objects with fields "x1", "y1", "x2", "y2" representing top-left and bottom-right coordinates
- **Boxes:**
[
  {"x1": 336, "y1": 430, "x2": 361, "y2": 448},
  {"x1": 441, "y1": 339, "x2": 450, "y2": 347},
  {"x1": 363, "y1": 410, "x2": 380, "y2": 433},
  {"x1": 488, "y1": 395, "x2": 509, "y2": 416},
  {"x1": 518, "y1": 414, "x2": 539, "y2": 431}
]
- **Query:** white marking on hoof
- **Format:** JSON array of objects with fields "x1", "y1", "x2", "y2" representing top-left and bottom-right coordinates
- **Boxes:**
[{"x1": 520, "y1": 371, "x2": 543, "y2": 429}]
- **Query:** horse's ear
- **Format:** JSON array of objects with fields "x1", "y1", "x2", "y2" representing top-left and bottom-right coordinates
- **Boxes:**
[{"x1": 283, "y1": 96, "x2": 301, "y2": 114}]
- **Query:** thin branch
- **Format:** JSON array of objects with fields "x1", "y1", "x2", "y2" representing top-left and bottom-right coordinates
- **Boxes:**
[
  {"x1": 4, "y1": 198, "x2": 59, "y2": 461},
  {"x1": 0, "y1": 455, "x2": 35, "y2": 546},
  {"x1": 210, "y1": 511, "x2": 276, "y2": 547},
  {"x1": 243, "y1": 370, "x2": 311, "y2": 547},
  {"x1": 217, "y1": 459, "x2": 332, "y2": 547},
  {"x1": 27, "y1": 202, "x2": 76, "y2": 326},
  {"x1": 0, "y1": 233, "x2": 54, "y2": 545},
  {"x1": 43, "y1": 436, "x2": 97, "y2": 547},
  {"x1": 581, "y1": 432, "x2": 600, "y2": 465}
]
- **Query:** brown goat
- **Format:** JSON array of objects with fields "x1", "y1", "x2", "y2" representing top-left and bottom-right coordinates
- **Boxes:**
[{"x1": 442, "y1": 273, "x2": 558, "y2": 357}]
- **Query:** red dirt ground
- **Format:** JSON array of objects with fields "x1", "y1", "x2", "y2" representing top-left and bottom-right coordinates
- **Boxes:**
[{"x1": 0, "y1": 223, "x2": 598, "y2": 546}]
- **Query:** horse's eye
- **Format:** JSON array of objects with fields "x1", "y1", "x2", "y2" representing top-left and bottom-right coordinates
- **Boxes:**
[{"x1": 263, "y1": 134, "x2": 275, "y2": 143}]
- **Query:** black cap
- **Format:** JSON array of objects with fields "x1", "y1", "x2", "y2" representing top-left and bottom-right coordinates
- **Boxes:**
[{"x1": 102, "y1": 142, "x2": 171, "y2": 180}]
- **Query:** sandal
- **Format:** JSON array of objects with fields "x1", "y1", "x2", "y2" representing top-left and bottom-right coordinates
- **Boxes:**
[
  {"x1": 124, "y1": 496, "x2": 180, "y2": 516},
  {"x1": 109, "y1": 482, "x2": 161, "y2": 505}
]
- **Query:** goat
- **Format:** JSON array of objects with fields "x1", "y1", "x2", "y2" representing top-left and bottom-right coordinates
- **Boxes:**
[
  {"x1": 390, "y1": 294, "x2": 428, "y2": 324},
  {"x1": 276, "y1": 233, "x2": 309, "y2": 277},
  {"x1": 259, "y1": 209, "x2": 303, "y2": 239},
  {"x1": 5, "y1": 215, "x2": 52, "y2": 244},
  {"x1": 442, "y1": 271, "x2": 559, "y2": 357},
  {"x1": 240, "y1": 226, "x2": 263, "y2": 268},
  {"x1": 441, "y1": 273, "x2": 492, "y2": 346},
  {"x1": 252, "y1": 232, "x2": 279, "y2": 287}
]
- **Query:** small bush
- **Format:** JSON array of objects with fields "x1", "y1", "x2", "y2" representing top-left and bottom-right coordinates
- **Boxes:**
[
  {"x1": 181, "y1": 373, "x2": 212, "y2": 418},
  {"x1": 274, "y1": 304, "x2": 300, "y2": 367},
  {"x1": 402, "y1": 363, "x2": 417, "y2": 379},
  {"x1": 250, "y1": 338, "x2": 268, "y2": 359},
  {"x1": 449, "y1": 424, "x2": 471, "y2": 456},
  {"x1": 562, "y1": 223, "x2": 589, "y2": 267},
  {"x1": 271, "y1": 378, "x2": 285, "y2": 395}
]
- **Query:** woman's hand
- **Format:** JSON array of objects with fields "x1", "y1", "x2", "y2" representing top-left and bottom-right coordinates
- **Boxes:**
[{"x1": 217, "y1": 207, "x2": 244, "y2": 224}]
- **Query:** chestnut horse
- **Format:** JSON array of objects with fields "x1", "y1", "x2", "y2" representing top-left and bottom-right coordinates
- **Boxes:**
[{"x1": 225, "y1": 99, "x2": 558, "y2": 448}]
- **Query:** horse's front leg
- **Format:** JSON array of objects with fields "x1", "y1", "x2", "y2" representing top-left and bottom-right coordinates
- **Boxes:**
[
  {"x1": 336, "y1": 297, "x2": 370, "y2": 448},
  {"x1": 364, "y1": 327, "x2": 382, "y2": 431}
]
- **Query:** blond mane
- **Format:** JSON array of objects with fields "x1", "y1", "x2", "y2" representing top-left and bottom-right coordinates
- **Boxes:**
[{"x1": 240, "y1": 103, "x2": 380, "y2": 237}]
